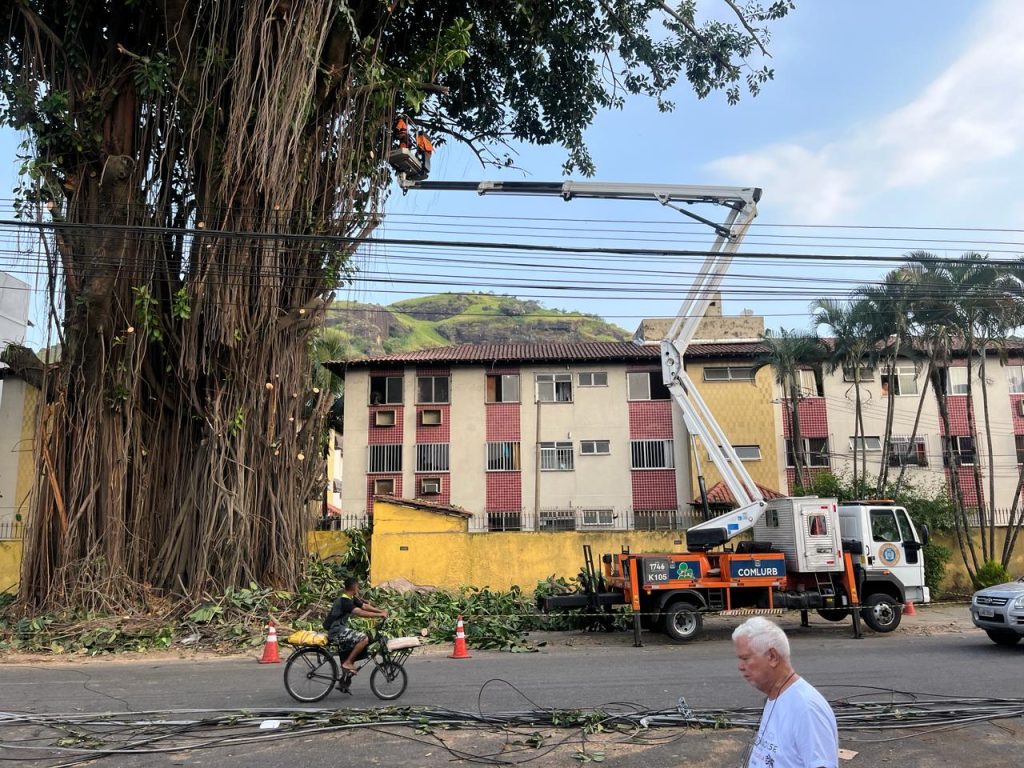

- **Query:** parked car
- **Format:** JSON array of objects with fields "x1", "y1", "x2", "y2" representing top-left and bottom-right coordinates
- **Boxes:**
[{"x1": 970, "y1": 576, "x2": 1024, "y2": 646}]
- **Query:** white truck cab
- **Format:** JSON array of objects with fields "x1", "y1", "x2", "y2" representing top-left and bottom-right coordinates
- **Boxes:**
[{"x1": 837, "y1": 500, "x2": 930, "y2": 606}]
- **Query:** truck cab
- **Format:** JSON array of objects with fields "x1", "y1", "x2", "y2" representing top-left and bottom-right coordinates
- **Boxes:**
[{"x1": 837, "y1": 500, "x2": 930, "y2": 607}]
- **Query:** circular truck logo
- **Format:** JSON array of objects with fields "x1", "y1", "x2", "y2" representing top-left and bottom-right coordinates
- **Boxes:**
[{"x1": 879, "y1": 543, "x2": 901, "y2": 566}]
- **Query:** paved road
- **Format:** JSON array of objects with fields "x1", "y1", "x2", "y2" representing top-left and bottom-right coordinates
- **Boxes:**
[{"x1": 2, "y1": 613, "x2": 1022, "y2": 766}]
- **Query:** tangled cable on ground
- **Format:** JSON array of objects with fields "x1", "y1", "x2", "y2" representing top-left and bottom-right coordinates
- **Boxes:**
[{"x1": 1, "y1": 682, "x2": 1021, "y2": 767}]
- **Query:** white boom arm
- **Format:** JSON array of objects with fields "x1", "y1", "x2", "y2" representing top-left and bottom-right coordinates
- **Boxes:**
[{"x1": 401, "y1": 179, "x2": 767, "y2": 549}]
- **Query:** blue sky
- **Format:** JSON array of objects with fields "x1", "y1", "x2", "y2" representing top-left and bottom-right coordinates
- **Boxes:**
[{"x1": 3, "y1": 1, "x2": 1023, "y2": 343}]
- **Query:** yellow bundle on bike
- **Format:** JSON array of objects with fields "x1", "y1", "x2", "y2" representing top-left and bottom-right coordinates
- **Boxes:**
[{"x1": 286, "y1": 629, "x2": 327, "y2": 646}]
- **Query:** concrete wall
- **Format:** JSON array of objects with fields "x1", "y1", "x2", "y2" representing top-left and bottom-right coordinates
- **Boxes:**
[
  {"x1": 307, "y1": 530, "x2": 352, "y2": 561},
  {"x1": 934, "y1": 529, "x2": 1024, "y2": 593},
  {"x1": 0, "y1": 378, "x2": 36, "y2": 527}
]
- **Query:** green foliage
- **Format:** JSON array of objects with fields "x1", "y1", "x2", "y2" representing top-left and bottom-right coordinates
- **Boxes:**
[
  {"x1": 975, "y1": 560, "x2": 1010, "y2": 588},
  {"x1": 131, "y1": 285, "x2": 163, "y2": 342},
  {"x1": 923, "y1": 540, "x2": 952, "y2": 596}
]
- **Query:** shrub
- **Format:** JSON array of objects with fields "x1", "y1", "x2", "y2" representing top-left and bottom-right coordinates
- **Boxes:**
[{"x1": 975, "y1": 560, "x2": 1010, "y2": 589}]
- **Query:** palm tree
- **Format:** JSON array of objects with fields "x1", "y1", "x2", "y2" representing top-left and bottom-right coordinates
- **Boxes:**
[
  {"x1": 812, "y1": 298, "x2": 878, "y2": 493},
  {"x1": 856, "y1": 267, "x2": 920, "y2": 492},
  {"x1": 753, "y1": 328, "x2": 825, "y2": 492}
]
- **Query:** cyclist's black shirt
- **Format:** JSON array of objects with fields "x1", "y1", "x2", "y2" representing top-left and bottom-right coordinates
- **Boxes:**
[{"x1": 324, "y1": 594, "x2": 364, "y2": 631}]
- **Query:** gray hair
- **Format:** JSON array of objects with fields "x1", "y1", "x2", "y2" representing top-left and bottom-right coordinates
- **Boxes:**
[{"x1": 732, "y1": 617, "x2": 791, "y2": 660}]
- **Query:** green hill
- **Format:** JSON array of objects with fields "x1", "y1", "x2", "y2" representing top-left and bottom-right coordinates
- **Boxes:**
[{"x1": 322, "y1": 293, "x2": 630, "y2": 359}]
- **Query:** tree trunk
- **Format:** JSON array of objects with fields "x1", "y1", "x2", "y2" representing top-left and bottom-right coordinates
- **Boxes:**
[
  {"x1": 932, "y1": 365, "x2": 980, "y2": 581},
  {"x1": 977, "y1": 350, "x2": 997, "y2": 562},
  {"x1": 876, "y1": 344, "x2": 902, "y2": 493},
  {"x1": 962, "y1": 349, "x2": 990, "y2": 563},
  {"x1": 893, "y1": 363, "x2": 931, "y2": 497}
]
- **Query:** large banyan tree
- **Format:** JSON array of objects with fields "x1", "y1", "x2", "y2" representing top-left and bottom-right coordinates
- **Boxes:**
[{"x1": 1, "y1": 0, "x2": 790, "y2": 609}]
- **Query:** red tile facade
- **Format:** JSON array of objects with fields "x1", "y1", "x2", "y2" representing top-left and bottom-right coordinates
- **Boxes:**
[
  {"x1": 782, "y1": 398, "x2": 828, "y2": 438},
  {"x1": 631, "y1": 470, "x2": 677, "y2": 510},
  {"x1": 486, "y1": 373, "x2": 522, "y2": 512},
  {"x1": 941, "y1": 395, "x2": 973, "y2": 436},
  {"x1": 415, "y1": 405, "x2": 451, "y2": 442},
  {"x1": 486, "y1": 472, "x2": 522, "y2": 513},
  {"x1": 366, "y1": 475, "x2": 402, "y2": 514},
  {"x1": 368, "y1": 405, "x2": 404, "y2": 444},
  {"x1": 1011, "y1": 394, "x2": 1024, "y2": 435},
  {"x1": 628, "y1": 400, "x2": 674, "y2": 439},
  {"x1": 947, "y1": 467, "x2": 983, "y2": 507},
  {"x1": 414, "y1": 473, "x2": 450, "y2": 505}
]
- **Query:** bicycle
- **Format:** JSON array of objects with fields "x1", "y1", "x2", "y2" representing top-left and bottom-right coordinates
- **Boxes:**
[{"x1": 283, "y1": 623, "x2": 418, "y2": 703}]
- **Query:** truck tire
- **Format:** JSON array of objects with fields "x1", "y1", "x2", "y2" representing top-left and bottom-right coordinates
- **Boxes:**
[
  {"x1": 985, "y1": 629, "x2": 1022, "y2": 646},
  {"x1": 861, "y1": 593, "x2": 902, "y2": 633},
  {"x1": 662, "y1": 602, "x2": 703, "y2": 642}
]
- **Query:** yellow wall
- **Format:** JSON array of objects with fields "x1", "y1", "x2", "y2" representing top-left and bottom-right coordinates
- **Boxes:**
[
  {"x1": 934, "y1": 530, "x2": 1024, "y2": 593},
  {"x1": 0, "y1": 540, "x2": 22, "y2": 594},
  {"x1": 684, "y1": 359, "x2": 783, "y2": 496},
  {"x1": 307, "y1": 530, "x2": 352, "y2": 561}
]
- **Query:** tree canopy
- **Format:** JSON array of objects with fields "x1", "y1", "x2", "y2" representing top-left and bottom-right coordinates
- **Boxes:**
[{"x1": 1, "y1": 0, "x2": 792, "y2": 609}]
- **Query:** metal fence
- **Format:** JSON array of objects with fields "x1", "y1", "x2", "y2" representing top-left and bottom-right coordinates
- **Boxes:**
[
  {"x1": 313, "y1": 513, "x2": 369, "y2": 531},
  {"x1": 962, "y1": 508, "x2": 1018, "y2": 527},
  {"x1": 0, "y1": 520, "x2": 24, "y2": 540},
  {"x1": 468, "y1": 507, "x2": 704, "y2": 533}
]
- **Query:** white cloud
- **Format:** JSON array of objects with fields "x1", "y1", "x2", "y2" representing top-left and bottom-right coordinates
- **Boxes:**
[{"x1": 708, "y1": 0, "x2": 1024, "y2": 223}]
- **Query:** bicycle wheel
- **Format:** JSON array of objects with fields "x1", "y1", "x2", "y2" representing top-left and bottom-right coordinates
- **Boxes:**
[
  {"x1": 369, "y1": 660, "x2": 408, "y2": 701},
  {"x1": 284, "y1": 647, "x2": 338, "y2": 703}
]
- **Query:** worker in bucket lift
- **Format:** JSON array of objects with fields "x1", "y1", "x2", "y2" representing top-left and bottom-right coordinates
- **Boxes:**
[
  {"x1": 393, "y1": 115, "x2": 433, "y2": 181},
  {"x1": 323, "y1": 576, "x2": 388, "y2": 673},
  {"x1": 733, "y1": 617, "x2": 838, "y2": 768}
]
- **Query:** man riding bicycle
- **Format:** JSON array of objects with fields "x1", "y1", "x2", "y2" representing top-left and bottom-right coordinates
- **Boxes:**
[{"x1": 323, "y1": 576, "x2": 388, "y2": 674}]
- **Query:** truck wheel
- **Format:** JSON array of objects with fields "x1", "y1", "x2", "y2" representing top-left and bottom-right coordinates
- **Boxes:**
[
  {"x1": 816, "y1": 608, "x2": 848, "y2": 622},
  {"x1": 985, "y1": 629, "x2": 1022, "y2": 646},
  {"x1": 861, "y1": 594, "x2": 902, "y2": 633},
  {"x1": 662, "y1": 603, "x2": 703, "y2": 642}
]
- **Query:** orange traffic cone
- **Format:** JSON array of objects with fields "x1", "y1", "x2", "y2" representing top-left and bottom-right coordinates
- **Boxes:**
[
  {"x1": 259, "y1": 620, "x2": 281, "y2": 664},
  {"x1": 448, "y1": 615, "x2": 471, "y2": 659},
  {"x1": 903, "y1": 600, "x2": 917, "y2": 617}
]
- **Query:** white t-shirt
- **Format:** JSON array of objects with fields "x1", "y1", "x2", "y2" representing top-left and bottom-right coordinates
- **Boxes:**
[{"x1": 747, "y1": 677, "x2": 838, "y2": 768}]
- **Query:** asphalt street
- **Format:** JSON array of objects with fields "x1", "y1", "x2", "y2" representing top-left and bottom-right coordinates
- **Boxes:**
[{"x1": 2, "y1": 610, "x2": 1022, "y2": 766}]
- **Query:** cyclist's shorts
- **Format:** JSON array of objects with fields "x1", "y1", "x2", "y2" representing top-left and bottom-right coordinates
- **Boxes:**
[{"x1": 328, "y1": 625, "x2": 367, "y2": 650}]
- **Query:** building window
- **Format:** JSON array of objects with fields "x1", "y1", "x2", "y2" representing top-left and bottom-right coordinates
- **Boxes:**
[
  {"x1": 634, "y1": 510, "x2": 677, "y2": 530},
  {"x1": 539, "y1": 508, "x2": 576, "y2": 531},
  {"x1": 486, "y1": 374, "x2": 520, "y2": 403},
  {"x1": 536, "y1": 373, "x2": 572, "y2": 402},
  {"x1": 890, "y1": 436, "x2": 927, "y2": 467},
  {"x1": 373, "y1": 478, "x2": 395, "y2": 496},
  {"x1": 843, "y1": 366, "x2": 875, "y2": 382},
  {"x1": 716, "y1": 444, "x2": 762, "y2": 461},
  {"x1": 808, "y1": 514, "x2": 829, "y2": 537},
  {"x1": 1016, "y1": 435, "x2": 1024, "y2": 465},
  {"x1": 368, "y1": 444, "x2": 402, "y2": 473},
  {"x1": 580, "y1": 439, "x2": 610, "y2": 455},
  {"x1": 581, "y1": 508, "x2": 614, "y2": 527},
  {"x1": 417, "y1": 376, "x2": 449, "y2": 404},
  {"x1": 578, "y1": 371, "x2": 608, "y2": 387},
  {"x1": 488, "y1": 511, "x2": 522, "y2": 531},
  {"x1": 849, "y1": 436, "x2": 882, "y2": 452},
  {"x1": 797, "y1": 368, "x2": 823, "y2": 397},
  {"x1": 370, "y1": 375, "x2": 403, "y2": 405},
  {"x1": 703, "y1": 366, "x2": 755, "y2": 382},
  {"x1": 416, "y1": 443, "x2": 450, "y2": 472},
  {"x1": 627, "y1": 371, "x2": 671, "y2": 400},
  {"x1": 540, "y1": 441, "x2": 574, "y2": 471},
  {"x1": 880, "y1": 366, "x2": 919, "y2": 396},
  {"x1": 870, "y1": 508, "x2": 901, "y2": 542},
  {"x1": 785, "y1": 438, "x2": 830, "y2": 467},
  {"x1": 764, "y1": 509, "x2": 779, "y2": 528},
  {"x1": 1008, "y1": 366, "x2": 1024, "y2": 394},
  {"x1": 630, "y1": 439, "x2": 675, "y2": 469},
  {"x1": 945, "y1": 367, "x2": 969, "y2": 395},
  {"x1": 942, "y1": 436, "x2": 975, "y2": 466},
  {"x1": 487, "y1": 441, "x2": 521, "y2": 471}
]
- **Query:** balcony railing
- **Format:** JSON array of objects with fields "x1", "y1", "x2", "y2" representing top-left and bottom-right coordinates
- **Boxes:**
[
  {"x1": 469, "y1": 508, "x2": 702, "y2": 532},
  {"x1": 0, "y1": 520, "x2": 25, "y2": 540}
]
